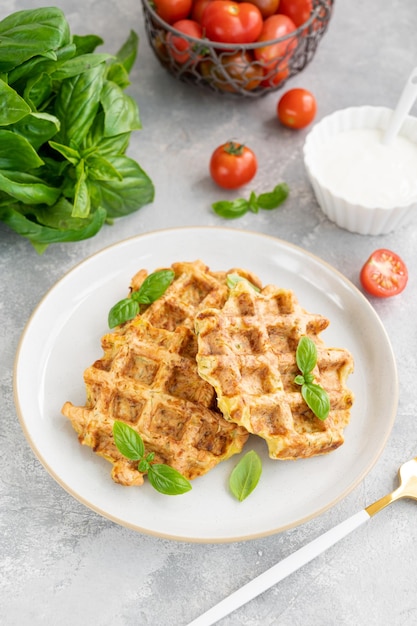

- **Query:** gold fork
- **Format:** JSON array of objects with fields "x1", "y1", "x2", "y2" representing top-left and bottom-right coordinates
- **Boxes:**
[{"x1": 187, "y1": 457, "x2": 417, "y2": 626}]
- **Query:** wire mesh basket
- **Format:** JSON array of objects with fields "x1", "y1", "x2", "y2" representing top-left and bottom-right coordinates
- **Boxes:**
[{"x1": 141, "y1": 0, "x2": 334, "y2": 97}]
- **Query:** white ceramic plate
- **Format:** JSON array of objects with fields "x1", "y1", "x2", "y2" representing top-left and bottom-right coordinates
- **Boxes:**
[{"x1": 14, "y1": 227, "x2": 398, "y2": 543}]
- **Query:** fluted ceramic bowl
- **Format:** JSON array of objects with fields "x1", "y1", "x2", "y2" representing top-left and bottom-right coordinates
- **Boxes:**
[{"x1": 303, "y1": 106, "x2": 417, "y2": 235}]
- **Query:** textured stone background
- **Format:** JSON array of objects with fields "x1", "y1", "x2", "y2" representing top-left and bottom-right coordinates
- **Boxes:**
[{"x1": 1, "y1": 1, "x2": 417, "y2": 624}]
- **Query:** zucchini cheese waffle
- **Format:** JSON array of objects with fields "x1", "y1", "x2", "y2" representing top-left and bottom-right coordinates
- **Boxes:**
[
  {"x1": 62, "y1": 261, "x2": 252, "y2": 486},
  {"x1": 62, "y1": 260, "x2": 354, "y2": 487},
  {"x1": 195, "y1": 278, "x2": 354, "y2": 460}
]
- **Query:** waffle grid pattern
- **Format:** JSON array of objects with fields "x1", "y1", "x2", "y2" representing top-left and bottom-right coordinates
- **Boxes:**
[{"x1": 195, "y1": 280, "x2": 354, "y2": 460}]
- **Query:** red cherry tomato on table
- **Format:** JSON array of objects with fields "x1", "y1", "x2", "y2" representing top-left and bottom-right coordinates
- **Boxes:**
[
  {"x1": 210, "y1": 142, "x2": 257, "y2": 189},
  {"x1": 277, "y1": 88, "x2": 317, "y2": 128},
  {"x1": 253, "y1": 14, "x2": 297, "y2": 68},
  {"x1": 153, "y1": 0, "x2": 193, "y2": 24},
  {"x1": 278, "y1": 0, "x2": 313, "y2": 27},
  {"x1": 360, "y1": 249, "x2": 408, "y2": 298},
  {"x1": 166, "y1": 20, "x2": 204, "y2": 64},
  {"x1": 201, "y1": 1, "x2": 263, "y2": 44}
]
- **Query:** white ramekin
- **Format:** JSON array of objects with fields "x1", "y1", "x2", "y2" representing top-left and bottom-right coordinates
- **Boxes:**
[{"x1": 303, "y1": 106, "x2": 417, "y2": 235}]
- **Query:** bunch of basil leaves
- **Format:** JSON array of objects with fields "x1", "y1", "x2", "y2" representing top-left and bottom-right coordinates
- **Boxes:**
[{"x1": 0, "y1": 7, "x2": 154, "y2": 252}]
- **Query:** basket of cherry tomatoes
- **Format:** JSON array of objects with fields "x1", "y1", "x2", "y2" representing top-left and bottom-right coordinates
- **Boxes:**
[{"x1": 141, "y1": 0, "x2": 333, "y2": 97}]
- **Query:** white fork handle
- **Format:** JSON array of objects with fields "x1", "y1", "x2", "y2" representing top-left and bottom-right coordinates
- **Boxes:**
[{"x1": 187, "y1": 509, "x2": 370, "y2": 626}]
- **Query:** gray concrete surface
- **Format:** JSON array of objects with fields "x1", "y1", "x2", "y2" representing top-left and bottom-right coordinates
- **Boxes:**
[{"x1": 1, "y1": 0, "x2": 417, "y2": 624}]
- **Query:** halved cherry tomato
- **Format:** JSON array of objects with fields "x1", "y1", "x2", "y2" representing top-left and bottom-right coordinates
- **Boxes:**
[
  {"x1": 167, "y1": 19, "x2": 204, "y2": 64},
  {"x1": 278, "y1": 0, "x2": 313, "y2": 27},
  {"x1": 277, "y1": 87, "x2": 316, "y2": 128},
  {"x1": 153, "y1": 0, "x2": 193, "y2": 24},
  {"x1": 200, "y1": 50, "x2": 263, "y2": 92},
  {"x1": 254, "y1": 14, "x2": 297, "y2": 68},
  {"x1": 360, "y1": 249, "x2": 408, "y2": 298},
  {"x1": 210, "y1": 141, "x2": 257, "y2": 189},
  {"x1": 201, "y1": 1, "x2": 263, "y2": 44}
]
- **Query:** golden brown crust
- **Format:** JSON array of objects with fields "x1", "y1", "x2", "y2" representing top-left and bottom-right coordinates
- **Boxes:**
[
  {"x1": 62, "y1": 261, "x2": 250, "y2": 486},
  {"x1": 195, "y1": 279, "x2": 354, "y2": 460},
  {"x1": 62, "y1": 260, "x2": 355, "y2": 489}
]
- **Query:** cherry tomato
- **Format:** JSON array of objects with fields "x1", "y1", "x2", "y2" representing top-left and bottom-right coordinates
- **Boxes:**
[
  {"x1": 261, "y1": 64, "x2": 289, "y2": 88},
  {"x1": 191, "y1": 0, "x2": 212, "y2": 22},
  {"x1": 210, "y1": 142, "x2": 257, "y2": 189},
  {"x1": 277, "y1": 88, "x2": 317, "y2": 128},
  {"x1": 151, "y1": 30, "x2": 168, "y2": 62},
  {"x1": 360, "y1": 249, "x2": 408, "y2": 298},
  {"x1": 166, "y1": 20, "x2": 204, "y2": 64},
  {"x1": 245, "y1": 0, "x2": 280, "y2": 19},
  {"x1": 253, "y1": 14, "x2": 297, "y2": 68},
  {"x1": 153, "y1": 0, "x2": 193, "y2": 24},
  {"x1": 200, "y1": 51, "x2": 263, "y2": 92},
  {"x1": 201, "y1": 1, "x2": 263, "y2": 44},
  {"x1": 278, "y1": 0, "x2": 313, "y2": 27}
]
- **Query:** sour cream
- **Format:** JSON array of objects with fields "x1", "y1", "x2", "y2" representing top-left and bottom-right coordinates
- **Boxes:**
[{"x1": 312, "y1": 128, "x2": 417, "y2": 208}]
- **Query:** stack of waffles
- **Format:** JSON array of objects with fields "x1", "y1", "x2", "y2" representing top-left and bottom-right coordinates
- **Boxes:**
[{"x1": 62, "y1": 260, "x2": 354, "y2": 487}]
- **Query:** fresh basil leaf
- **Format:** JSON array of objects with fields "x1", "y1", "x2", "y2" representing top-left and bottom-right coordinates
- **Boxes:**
[
  {"x1": 86, "y1": 154, "x2": 123, "y2": 181},
  {"x1": 112, "y1": 420, "x2": 145, "y2": 460},
  {"x1": 0, "y1": 7, "x2": 70, "y2": 72},
  {"x1": 133, "y1": 269, "x2": 175, "y2": 305},
  {"x1": 82, "y1": 111, "x2": 131, "y2": 155},
  {"x1": 108, "y1": 297, "x2": 139, "y2": 328},
  {"x1": 212, "y1": 183, "x2": 289, "y2": 220},
  {"x1": 212, "y1": 198, "x2": 249, "y2": 219},
  {"x1": 301, "y1": 383, "x2": 330, "y2": 421},
  {"x1": 147, "y1": 464, "x2": 192, "y2": 495},
  {"x1": 0, "y1": 204, "x2": 106, "y2": 247},
  {"x1": 296, "y1": 336, "x2": 317, "y2": 375},
  {"x1": 13, "y1": 112, "x2": 60, "y2": 151},
  {"x1": 0, "y1": 79, "x2": 31, "y2": 125},
  {"x1": 229, "y1": 450, "x2": 262, "y2": 502},
  {"x1": 52, "y1": 53, "x2": 112, "y2": 81},
  {"x1": 49, "y1": 140, "x2": 80, "y2": 165},
  {"x1": 89, "y1": 155, "x2": 154, "y2": 217},
  {"x1": 294, "y1": 336, "x2": 330, "y2": 420},
  {"x1": 107, "y1": 420, "x2": 192, "y2": 493},
  {"x1": 23, "y1": 72, "x2": 52, "y2": 109},
  {"x1": 294, "y1": 374, "x2": 305, "y2": 385},
  {"x1": 73, "y1": 34, "x2": 104, "y2": 55},
  {"x1": 138, "y1": 458, "x2": 150, "y2": 473},
  {"x1": 33, "y1": 197, "x2": 86, "y2": 229},
  {"x1": 0, "y1": 170, "x2": 60, "y2": 204},
  {"x1": 113, "y1": 30, "x2": 138, "y2": 74},
  {"x1": 0, "y1": 9, "x2": 153, "y2": 252},
  {"x1": 72, "y1": 160, "x2": 90, "y2": 218},
  {"x1": 247, "y1": 190, "x2": 259, "y2": 213},
  {"x1": 54, "y1": 63, "x2": 106, "y2": 147},
  {"x1": 106, "y1": 63, "x2": 131, "y2": 90},
  {"x1": 7, "y1": 43, "x2": 76, "y2": 86},
  {"x1": 108, "y1": 270, "x2": 174, "y2": 327},
  {"x1": 0, "y1": 131, "x2": 44, "y2": 171},
  {"x1": 101, "y1": 80, "x2": 141, "y2": 136},
  {"x1": 257, "y1": 183, "x2": 289, "y2": 210}
]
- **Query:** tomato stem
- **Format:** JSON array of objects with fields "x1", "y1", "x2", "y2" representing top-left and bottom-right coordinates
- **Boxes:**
[{"x1": 224, "y1": 141, "x2": 245, "y2": 156}]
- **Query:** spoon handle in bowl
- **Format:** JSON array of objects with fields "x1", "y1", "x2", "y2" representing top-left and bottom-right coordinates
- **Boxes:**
[{"x1": 382, "y1": 66, "x2": 417, "y2": 146}]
